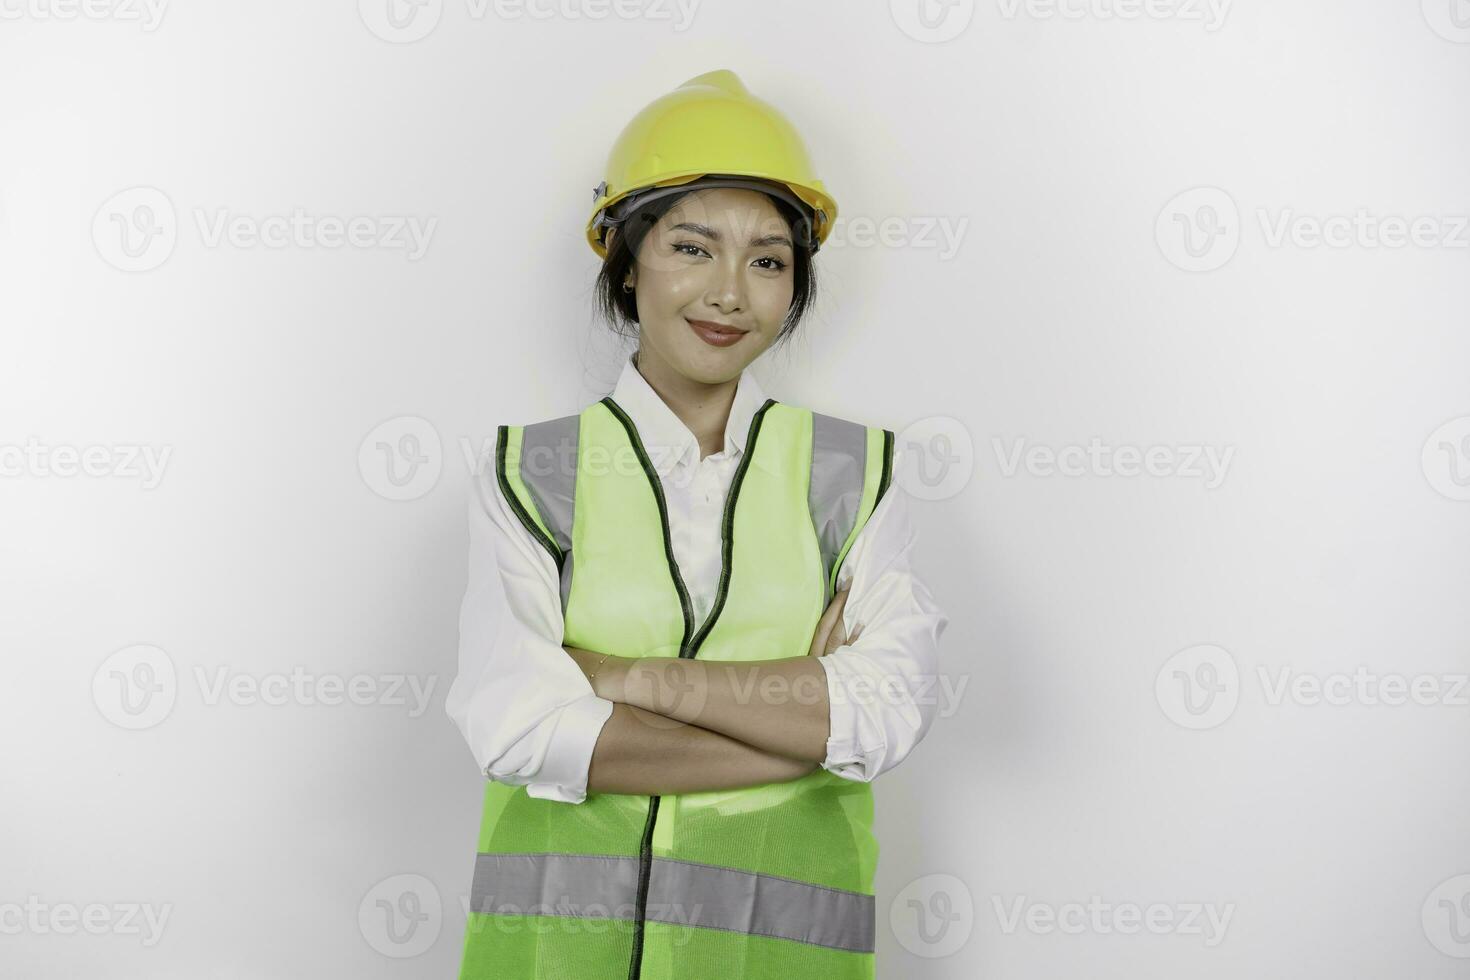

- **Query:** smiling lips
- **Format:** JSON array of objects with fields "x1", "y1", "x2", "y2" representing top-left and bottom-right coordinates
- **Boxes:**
[{"x1": 686, "y1": 318, "x2": 747, "y2": 348}]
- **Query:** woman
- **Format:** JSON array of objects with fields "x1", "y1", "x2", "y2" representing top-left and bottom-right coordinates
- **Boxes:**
[{"x1": 446, "y1": 69, "x2": 950, "y2": 980}]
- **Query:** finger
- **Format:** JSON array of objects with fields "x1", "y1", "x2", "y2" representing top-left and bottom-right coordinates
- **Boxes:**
[
  {"x1": 823, "y1": 593, "x2": 853, "y2": 656},
  {"x1": 826, "y1": 589, "x2": 860, "y2": 655},
  {"x1": 807, "y1": 584, "x2": 850, "y2": 657},
  {"x1": 806, "y1": 614, "x2": 831, "y2": 658}
]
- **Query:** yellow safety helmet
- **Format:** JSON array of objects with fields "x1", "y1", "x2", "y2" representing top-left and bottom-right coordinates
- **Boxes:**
[{"x1": 586, "y1": 69, "x2": 838, "y2": 259}]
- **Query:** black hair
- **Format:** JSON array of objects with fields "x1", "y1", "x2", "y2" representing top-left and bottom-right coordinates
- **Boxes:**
[{"x1": 593, "y1": 185, "x2": 819, "y2": 350}]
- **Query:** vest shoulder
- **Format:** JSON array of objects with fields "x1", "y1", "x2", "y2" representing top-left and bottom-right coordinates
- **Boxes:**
[
  {"x1": 493, "y1": 411, "x2": 582, "y2": 479},
  {"x1": 774, "y1": 401, "x2": 893, "y2": 437},
  {"x1": 503, "y1": 408, "x2": 583, "y2": 434},
  {"x1": 516, "y1": 396, "x2": 643, "y2": 429}
]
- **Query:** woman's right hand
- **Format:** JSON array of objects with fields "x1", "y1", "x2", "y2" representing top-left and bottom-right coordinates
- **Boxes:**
[{"x1": 807, "y1": 582, "x2": 864, "y2": 657}]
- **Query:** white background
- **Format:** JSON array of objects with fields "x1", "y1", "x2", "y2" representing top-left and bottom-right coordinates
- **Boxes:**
[{"x1": 3, "y1": 0, "x2": 1469, "y2": 976}]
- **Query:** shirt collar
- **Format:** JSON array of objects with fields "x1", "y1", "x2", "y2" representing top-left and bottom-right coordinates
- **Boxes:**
[{"x1": 607, "y1": 351, "x2": 767, "y2": 479}]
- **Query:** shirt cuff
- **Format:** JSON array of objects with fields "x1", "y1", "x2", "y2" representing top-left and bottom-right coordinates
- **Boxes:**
[
  {"x1": 519, "y1": 694, "x2": 615, "y2": 804},
  {"x1": 817, "y1": 651, "x2": 888, "y2": 783}
]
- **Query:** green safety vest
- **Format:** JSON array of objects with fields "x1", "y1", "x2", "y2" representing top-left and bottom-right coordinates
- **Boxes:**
[{"x1": 458, "y1": 392, "x2": 895, "y2": 980}]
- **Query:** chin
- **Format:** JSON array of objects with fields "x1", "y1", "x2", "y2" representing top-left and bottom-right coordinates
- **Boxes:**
[
  {"x1": 685, "y1": 340, "x2": 763, "y2": 379},
  {"x1": 676, "y1": 356, "x2": 743, "y2": 386}
]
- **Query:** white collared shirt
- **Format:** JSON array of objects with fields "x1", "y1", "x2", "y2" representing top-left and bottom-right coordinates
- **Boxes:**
[{"x1": 445, "y1": 353, "x2": 950, "y2": 803}]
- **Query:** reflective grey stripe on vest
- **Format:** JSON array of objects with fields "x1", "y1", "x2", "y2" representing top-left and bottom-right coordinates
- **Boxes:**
[
  {"x1": 515, "y1": 407, "x2": 873, "y2": 615},
  {"x1": 809, "y1": 411, "x2": 869, "y2": 601},
  {"x1": 517, "y1": 413, "x2": 579, "y2": 612},
  {"x1": 469, "y1": 852, "x2": 875, "y2": 954}
]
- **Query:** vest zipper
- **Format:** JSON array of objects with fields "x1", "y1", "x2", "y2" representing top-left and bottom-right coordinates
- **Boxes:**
[{"x1": 600, "y1": 395, "x2": 777, "y2": 980}]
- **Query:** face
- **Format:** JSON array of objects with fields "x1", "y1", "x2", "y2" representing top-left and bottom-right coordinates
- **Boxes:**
[{"x1": 622, "y1": 187, "x2": 797, "y2": 386}]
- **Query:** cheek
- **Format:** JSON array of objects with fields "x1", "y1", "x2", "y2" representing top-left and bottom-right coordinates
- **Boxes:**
[
  {"x1": 641, "y1": 267, "x2": 703, "y2": 309},
  {"x1": 751, "y1": 278, "x2": 796, "y2": 324}
]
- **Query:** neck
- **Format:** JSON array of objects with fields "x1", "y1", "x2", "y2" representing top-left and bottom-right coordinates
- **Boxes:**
[{"x1": 633, "y1": 347, "x2": 739, "y2": 460}]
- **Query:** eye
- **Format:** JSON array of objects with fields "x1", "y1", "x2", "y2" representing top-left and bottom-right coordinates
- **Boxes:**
[
  {"x1": 754, "y1": 256, "x2": 788, "y2": 272},
  {"x1": 673, "y1": 242, "x2": 709, "y2": 258}
]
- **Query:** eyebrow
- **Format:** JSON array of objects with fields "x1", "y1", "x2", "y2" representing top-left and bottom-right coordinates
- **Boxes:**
[{"x1": 669, "y1": 221, "x2": 794, "y2": 249}]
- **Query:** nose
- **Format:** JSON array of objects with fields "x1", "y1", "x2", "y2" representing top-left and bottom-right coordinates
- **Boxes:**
[{"x1": 703, "y1": 256, "x2": 746, "y2": 315}]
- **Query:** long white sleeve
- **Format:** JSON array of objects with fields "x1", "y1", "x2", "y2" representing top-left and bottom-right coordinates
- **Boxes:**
[
  {"x1": 817, "y1": 446, "x2": 951, "y2": 783},
  {"x1": 443, "y1": 450, "x2": 614, "y2": 804}
]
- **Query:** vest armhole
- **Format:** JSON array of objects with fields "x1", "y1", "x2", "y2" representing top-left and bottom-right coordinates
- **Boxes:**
[
  {"x1": 874, "y1": 427, "x2": 895, "y2": 509},
  {"x1": 494, "y1": 424, "x2": 565, "y2": 571},
  {"x1": 828, "y1": 424, "x2": 895, "y2": 593}
]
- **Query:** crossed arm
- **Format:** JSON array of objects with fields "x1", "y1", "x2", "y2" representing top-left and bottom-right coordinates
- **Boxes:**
[
  {"x1": 582, "y1": 703, "x2": 819, "y2": 796},
  {"x1": 562, "y1": 586, "x2": 859, "y2": 796}
]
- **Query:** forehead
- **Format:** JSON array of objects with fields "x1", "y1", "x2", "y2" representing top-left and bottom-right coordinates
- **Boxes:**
[{"x1": 654, "y1": 187, "x2": 790, "y2": 241}]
